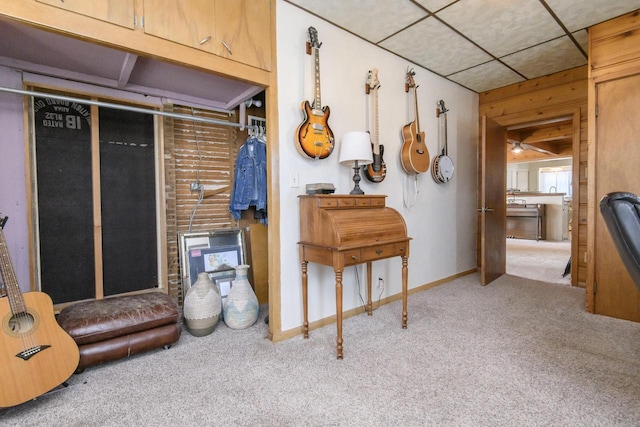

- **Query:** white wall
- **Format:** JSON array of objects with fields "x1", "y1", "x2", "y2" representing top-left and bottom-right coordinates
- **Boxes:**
[
  {"x1": 276, "y1": 1, "x2": 479, "y2": 332},
  {"x1": 0, "y1": 66, "x2": 30, "y2": 291}
]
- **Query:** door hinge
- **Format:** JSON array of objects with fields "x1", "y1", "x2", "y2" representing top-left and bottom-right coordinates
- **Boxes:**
[{"x1": 595, "y1": 104, "x2": 599, "y2": 118}]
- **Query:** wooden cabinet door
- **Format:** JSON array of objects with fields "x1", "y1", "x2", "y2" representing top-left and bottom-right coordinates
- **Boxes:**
[
  {"x1": 594, "y1": 73, "x2": 640, "y2": 321},
  {"x1": 142, "y1": 0, "x2": 216, "y2": 53},
  {"x1": 36, "y1": 0, "x2": 135, "y2": 29},
  {"x1": 215, "y1": 0, "x2": 272, "y2": 70}
]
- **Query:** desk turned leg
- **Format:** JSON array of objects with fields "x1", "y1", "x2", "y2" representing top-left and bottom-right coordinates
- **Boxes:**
[
  {"x1": 302, "y1": 260, "x2": 309, "y2": 338},
  {"x1": 402, "y1": 255, "x2": 408, "y2": 329},
  {"x1": 366, "y1": 262, "x2": 373, "y2": 315},
  {"x1": 335, "y1": 270, "x2": 343, "y2": 359}
]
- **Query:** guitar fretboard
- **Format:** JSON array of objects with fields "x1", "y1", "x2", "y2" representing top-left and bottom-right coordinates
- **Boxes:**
[
  {"x1": 0, "y1": 225, "x2": 27, "y2": 315},
  {"x1": 313, "y1": 47, "x2": 322, "y2": 112},
  {"x1": 372, "y1": 83, "x2": 379, "y2": 154}
]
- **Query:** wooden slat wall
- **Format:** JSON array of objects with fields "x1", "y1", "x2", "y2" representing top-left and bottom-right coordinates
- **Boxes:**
[
  {"x1": 587, "y1": 9, "x2": 640, "y2": 317},
  {"x1": 163, "y1": 105, "x2": 239, "y2": 304},
  {"x1": 478, "y1": 66, "x2": 588, "y2": 286}
]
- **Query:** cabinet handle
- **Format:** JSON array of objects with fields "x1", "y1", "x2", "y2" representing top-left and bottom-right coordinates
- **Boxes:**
[
  {"x1": 199, "y1": 36, "x2": 212, "y2": 45},
  {"x1": 375, "y1": 249, "x2": 383, "y2": 255},
  {"x1": 221, "y1": 40, "x2": 233, "y2": 55}
]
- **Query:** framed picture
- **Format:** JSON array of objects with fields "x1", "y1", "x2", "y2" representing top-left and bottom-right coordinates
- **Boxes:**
[
  {"x1": 178, "y1": 229, "x2": 245, "y2": 292},
  {"x1": 190, "y1": 245, "x2": 241, "y2": 280},
  {"x1": 215, "y1": 276, "x2": 233, "y2": 311}
]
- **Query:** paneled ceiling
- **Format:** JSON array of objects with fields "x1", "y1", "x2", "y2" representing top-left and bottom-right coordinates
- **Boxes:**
[{"x1": 286, "y1": 0, "x2": 640, "y2": 93}]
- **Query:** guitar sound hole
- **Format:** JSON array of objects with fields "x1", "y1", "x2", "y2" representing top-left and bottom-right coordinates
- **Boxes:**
[{"x1": 8, "y1": 313, "x2": 35, "y2": 334}]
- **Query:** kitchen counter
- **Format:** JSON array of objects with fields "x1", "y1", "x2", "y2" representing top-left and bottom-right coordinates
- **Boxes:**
[{"x1": 506, "y1": 193, "x2": 568, "y2": 241}]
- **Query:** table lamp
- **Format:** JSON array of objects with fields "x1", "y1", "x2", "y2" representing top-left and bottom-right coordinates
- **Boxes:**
[{"x1": 339, "y1": 131, "x2": 373, "y2": 195}]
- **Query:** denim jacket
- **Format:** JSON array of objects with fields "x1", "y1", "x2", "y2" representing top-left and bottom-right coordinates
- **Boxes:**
[{"x1": 229, "y1": 137, "x2": 267, "y2": 219}]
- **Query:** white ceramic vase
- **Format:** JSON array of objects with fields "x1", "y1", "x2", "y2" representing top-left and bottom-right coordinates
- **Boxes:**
[
  {"x1": 183, "y1": 272, "x2": 221, "y2": 337},
  {"x1": 223, "y1": 264, "x2": 259, "y2": 329}
]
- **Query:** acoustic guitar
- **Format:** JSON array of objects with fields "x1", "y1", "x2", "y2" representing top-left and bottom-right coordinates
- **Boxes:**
[
  {"x1": 295, "y1": 26, "x2": 335, "y2": 160},
  {"x1": 364, "y1": 68, "x2": 387, "y2": 183},
  {"x1": 0, "y1": 215, "x2": 79, "y2": 408},
  {"x1": 400, "y1": 70, "x2": 430, "y2": 174},
  {"x1": 431, "y1": 99, "x2": 455, "y2": 183}
]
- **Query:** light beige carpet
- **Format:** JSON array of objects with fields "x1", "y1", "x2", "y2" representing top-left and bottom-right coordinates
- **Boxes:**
[
  {"x1": 2, "y1": 273, "x2": 639, "y2": 426},
  {"x1": 507, "y1": 238, "x2": 571, "y2": 285}
]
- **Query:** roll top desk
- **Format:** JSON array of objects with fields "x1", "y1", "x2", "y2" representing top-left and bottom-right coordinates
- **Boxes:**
[{"x1": 298, "y1": 194, "x2": 411, "y2": 359}]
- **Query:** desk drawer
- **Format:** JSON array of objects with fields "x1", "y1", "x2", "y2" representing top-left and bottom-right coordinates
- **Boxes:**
[
  {"x1": 394, "y1": 242, "x2": 408, "y2": 256},
  {"x1": 361, "y1": 244, "x2": 395, "y2": 261},
  {"x1": 337, "y1": 198, "x2": 355, "y2": 208},
  {"x1": 343, "y1": 249, "x2": 361, "y2": 265}
]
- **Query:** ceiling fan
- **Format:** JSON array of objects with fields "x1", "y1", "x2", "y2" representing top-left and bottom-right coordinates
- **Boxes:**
[{"x1": 508, "y1": 138, "x2": 554, "y2": 155}]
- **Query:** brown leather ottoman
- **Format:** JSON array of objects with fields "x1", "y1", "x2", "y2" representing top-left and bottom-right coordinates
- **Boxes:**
[{"x1": 57, "y1": 292, "x2": 182, "y2": 372}]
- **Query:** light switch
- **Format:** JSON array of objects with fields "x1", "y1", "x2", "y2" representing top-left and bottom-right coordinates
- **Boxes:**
[{"x1": 290, "y1": 172, "x2": 299, "y2": 188}]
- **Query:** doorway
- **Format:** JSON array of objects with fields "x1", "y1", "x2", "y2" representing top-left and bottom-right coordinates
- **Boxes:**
[{"x1": 481, "y1": 113, "x2": 579, "y2": 286}]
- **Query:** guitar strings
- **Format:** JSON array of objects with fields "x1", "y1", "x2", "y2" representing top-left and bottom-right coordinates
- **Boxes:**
[{"x1": 1, "y1": 230, "x2": 38, "y2": 353}]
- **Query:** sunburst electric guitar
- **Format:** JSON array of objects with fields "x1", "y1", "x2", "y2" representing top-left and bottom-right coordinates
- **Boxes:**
[
  {"x1": 364, "y1": 68, "x2": 387, "y2": 183},
  {"x1": 295, "y1": 26, "x2": 335, "y2": 159},
  {"x1": 400, "y1": 70, "x2": 430, "y2": 174},
  {"x1": 0, "y1": 215, "x2": 79, "y2": 408}
]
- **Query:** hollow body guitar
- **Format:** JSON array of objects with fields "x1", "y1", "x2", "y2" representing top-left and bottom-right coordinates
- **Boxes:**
[
  {"x1": 400, "y1": 71, "x2": 430, "y2": 174},
  {"x1": 295, "y1": 27, "x2": 334, "y2": 160},
  {"x1": 364, "y1": 68, "x2": 387, "y2": 183},
  {"x1": 0, "y1": 215, "x2": 79, "y2": 408}
]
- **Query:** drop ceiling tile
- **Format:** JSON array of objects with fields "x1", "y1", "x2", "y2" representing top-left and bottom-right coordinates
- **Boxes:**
[
  {"x1": 501, "y1": 36, "x2": 587, "y2": 80},
  {"x1": 285, "y1": 0, "x2": 427, "y2": 43},
  {"x1": 413, "y1": 0, "x2": 457, "y2": 13},
  {"x1": 447, "y1": 61, "x2": 524, "y2": 93},
  {"x1": 572, "y1": 30, "x2": 588, "y2": 53},
  {"x1": 436, "y1": 0, "x2": 565, "y2": 58},
  {"x1": 379, "y1": 17, "x2": 492, "y2": 76},
  {"x1": 546, "y1": 0, "x2": 640, "y2": 32}
]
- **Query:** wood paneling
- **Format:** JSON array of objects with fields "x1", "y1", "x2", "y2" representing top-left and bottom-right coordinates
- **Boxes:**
[
  {"x1": 590, "y1": 10, "x2": 640, "y2": 74},
  {"x1": 163, "y1": 105, "x2": 238, "y2": 305},
  {"x1": 587, "y1": 10, "x2": 640, "y2": 321}
]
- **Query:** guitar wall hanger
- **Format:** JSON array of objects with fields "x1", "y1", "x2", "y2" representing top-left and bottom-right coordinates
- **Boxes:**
[{"x1": 405, "y1": 67, "x2": 416, "y2": 93}]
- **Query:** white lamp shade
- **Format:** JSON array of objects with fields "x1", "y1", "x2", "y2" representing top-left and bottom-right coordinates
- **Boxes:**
[{"x1": 339, "y1": 131, "x2": 373, "y2": 165}]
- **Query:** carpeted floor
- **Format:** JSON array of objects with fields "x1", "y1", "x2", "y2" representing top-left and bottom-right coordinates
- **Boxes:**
[
  {"x1": 507, "y1": 238, "x2": 571, "y2": 285},
  {"x1": 2, "y1": 272, "x2": 639, "y2": 426}
]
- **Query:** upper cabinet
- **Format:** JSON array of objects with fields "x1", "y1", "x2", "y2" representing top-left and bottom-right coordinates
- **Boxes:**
[
  {"x1": 142, "y1": 0, "x2": 216, "y2": 54},
  {"x1": 142, "y1": 0, "x2": 272, "y2": 71},
  {"x1": 36, "y1": 0, "x2": 135, "y2": 29},
  {"x1": 214, "y1": 0, "x2": 271, "y2": 71}
]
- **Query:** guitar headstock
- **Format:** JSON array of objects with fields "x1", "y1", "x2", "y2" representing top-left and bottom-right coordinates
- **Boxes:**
[
  {"x1": 367, "y1": 68, "x2": 380, "y2": 91},
  {"x1": 405, "y1": 68, "x2": 417, "y2": 92},
  {"x1": 0, "y1": 214, "x2": 6, "y2": 230},
  {"x1": 308, "y1": 27, "x2": 321, "y2": 50},
  {"x1": 437, "y1": 99, "x2": 449, "y2": 116}
]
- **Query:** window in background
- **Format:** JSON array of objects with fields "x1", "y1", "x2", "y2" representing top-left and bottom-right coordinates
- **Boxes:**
[{"x1": 539, "y1": 166, "x2": 571, "y2": 195}]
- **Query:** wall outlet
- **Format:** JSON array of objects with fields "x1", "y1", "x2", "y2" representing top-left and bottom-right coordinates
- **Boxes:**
[{"x1": 378, "y1": 277, "x2": 384, "y2": 289}]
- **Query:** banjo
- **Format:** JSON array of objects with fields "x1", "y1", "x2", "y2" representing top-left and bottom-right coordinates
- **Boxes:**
[{"x1": 431, "y1": 99, "x2": 454, "y2": 183}]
